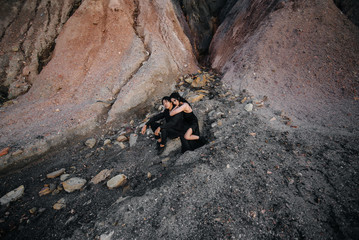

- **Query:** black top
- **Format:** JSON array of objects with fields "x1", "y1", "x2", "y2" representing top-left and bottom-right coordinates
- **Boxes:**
[{"x1": 146, "y1": 109, "x2": 184, "y2": 132}]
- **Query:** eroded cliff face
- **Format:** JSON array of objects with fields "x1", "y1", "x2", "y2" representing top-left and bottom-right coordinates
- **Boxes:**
[
  {"x1": 0, "y1": 0, "x2": 199, "y2": 171},
  {"x1": 0, "y1": 0, "x2": 82, "y2": 101},
  {"x1": 0, "y1": 0, "x2": 358, "y2": 172}
]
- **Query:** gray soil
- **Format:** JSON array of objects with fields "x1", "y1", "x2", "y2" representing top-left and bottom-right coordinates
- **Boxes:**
[{"x1": 0, "y1": 72, "x2": 358, "y2": 239}]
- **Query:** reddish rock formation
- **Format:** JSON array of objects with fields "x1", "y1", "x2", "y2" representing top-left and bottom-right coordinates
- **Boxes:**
[
  {"x1": 0, "y1": 0, "x2": 198, "y2": 172},
  {"x1": 0, "y1": 0, "x2": 358, "y2": 173}
]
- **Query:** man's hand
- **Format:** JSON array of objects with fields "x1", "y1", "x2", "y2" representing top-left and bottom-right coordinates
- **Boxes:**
[
  {"x1": 141, "y1": 125, "x2": 147, "y2": 135},
  {"x1": 155, "y1": 127, "x2": 161, "y2": 136}
]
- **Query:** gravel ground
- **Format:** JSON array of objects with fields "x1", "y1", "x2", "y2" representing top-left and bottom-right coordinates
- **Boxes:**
[{"x1": 0, "y1": 75, "x2": 358, "y2": 240}]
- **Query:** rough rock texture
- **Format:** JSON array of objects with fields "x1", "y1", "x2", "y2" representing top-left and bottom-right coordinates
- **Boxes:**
[
  {"x1": 180, "y1": 0, "x2": 226, "y2": 55},
  {"x1": 0, "y1": 0, "x2": 198, "y2": 172},
  {"x1": 0, "y1": 0, "x2": 82, "y2": 100},
  {"x1": 334, "y1": 0, "x2": 359, "y2": 26},
  {"x1": 210, "y1": 0, "x2": 359, "y2": 130},
  {"x1": 0, "y1": 77, "x2": 357, "y2": 239}
]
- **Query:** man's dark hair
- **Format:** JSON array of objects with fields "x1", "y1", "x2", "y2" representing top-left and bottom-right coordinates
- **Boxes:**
[{"x1": 162, "y1": 96, "x2": 171, "y2": 103}]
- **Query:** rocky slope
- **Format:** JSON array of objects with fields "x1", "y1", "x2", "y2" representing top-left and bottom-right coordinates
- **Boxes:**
[
  {"x1": 0, "y1": 0, "x2": 358, "y2": 239},
  {"x1": 0, "y1": 73, "x2": 358, "y2": 239},
  {"x1": 210, "y1": 0, "x2": 359, "y2": 130},
  {"x1": 0, "y1": 0, "x2": 198, "y2": 172}
]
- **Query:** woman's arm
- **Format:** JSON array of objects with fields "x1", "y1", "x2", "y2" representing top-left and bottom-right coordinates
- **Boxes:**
[{"x1": 170, "y1": 103, "x2": 188, "y2": 116}]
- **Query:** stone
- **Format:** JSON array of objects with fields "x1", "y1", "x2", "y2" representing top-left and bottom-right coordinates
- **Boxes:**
[
  {"x1": 147, "y1": 172, "x2": 152, "y2": 179},
  {"x1": 39, "y1": 186, "x2": 52, "y2": 196},
  {"x1": 161, "y1": 138, "x2": 181, "y2": 156},
  {"x1": 188, "y1": 94, "x2": 205, "y2": 103},
  {"x1": 191, "y1": 75, "x2": 207, "y2": 88},
  {"x1": 161, "y1": 157, "x2": 170, "y2": 164},
  {"x1": 0, "y1": 185, "x2": 25, "y2": 205},
  {"x1": 11, "y1": 149, "x2": 23, "y2": 156},
  {"x1": 0, "y1": 147, "x2": 10, "y2": 157},
  {"x1": 85, "y1": 138, "x2": 97, "y2": 148},
  {"x1": 129, "y1": 134, "x2": 138, "y2": 147},
  {"x1": 117, "y1": 135, "x2": 128, "y2": 142},
  {"x1": 60, "y1": 174, "x2": 70, "y2": 181},
  {"x1": 104, "y1": 139, "x2": 111, "y2": 146},
  {"x1": 100, "y1": 231, "x2": 115, "y2": 240},
  {"x1": 91, "y1": 169, "x2": 113, "y2": 184},
  {"x1": 107, "y1": 174, "x2": 127, "y2": 189},
  {"x1": 22, "y1": 66, "x2": 30, "y2": 76},
  {"x1": 63, "y1": 178, "x2": 87, "y2": 193},
  {"x1": 114, "y1": 141, "x2": 127, "y2": 149},
  {"x1": 53, "y1": 198, "x2": 66, "y2": 210},
  {"x1": 47, "y1": 168, "x2": 66, "y2": 179},
  {"x1": 244, "y1": 103, "x2": 253, "y2": 112},
  {"x1": 29, "y1": 207, "x2": 37, "y2": 214},
  {"x1": 184, "y1": 77, "x2": 193, "y2": 84}
]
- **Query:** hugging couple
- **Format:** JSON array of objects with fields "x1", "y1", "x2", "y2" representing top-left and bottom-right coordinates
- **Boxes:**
[{"x1": 141, "y1": 92, "x2": 207, "y2": 155}]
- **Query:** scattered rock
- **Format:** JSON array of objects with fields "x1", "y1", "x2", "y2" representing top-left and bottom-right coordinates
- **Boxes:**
[
  {"x1": 129, "y1": 134, "x2": 138, "y2": 147},
  {"x1": 270, "y1": 117, "x2": 276, "y2": 121},
  {"x1": 104, "y1": 139, "x2": 111, "y2": 146},
  {"x1": 147, "y1": 172, "x2": 152, "y2": 179},
  {"x1": 63, "y1": 178, "x2": 87, "y2": 193},
  {"x1": 116, "y1": 135, "x2": 128, "y2": 142},
  {"x1": 107, "y1": 174, "x2": 127, "y2": 189},
  {"x1": 91, "y1": 169, "x2": 113, "y2": 184},
  {"x1": 47, "y1": 168, "x2": 66, "y2": 179},
  {"x1": 39, "y1": 186, "x2": 52, "y2": 196},
  {"x1": 29, "y1": 207, "x2": 37, "y2": 214},
  {"x1": 0, "y1": 185, "x2": 25, "y2": 205},
  {"x1": 244, "y1": 103, "x2": 253, "y2": 112},
  {"x1": 191, "y1": 75, "x2": 208, "y2": 88},
  {"x1": 0, "y1": 147, "x2": 10, "y2": 157},
  {"x1": 188, "y1": 94, "x2": 205, "y2": 103},
  {"x1": 60, "y1": 174, "x2": 70, "y2": 181},
  {"x1": 114, "y1": 141, "x2": 127, "y2": 149},
  {"x1": 53, "y1": 198, "x2": 66, "y2": 210},
  {"x1": 184, "y1": 77, "x2": 193, "y2": 84},
  {"x1": 100, "y1": 231, "x2": 115, "y2": 240},
  {"x1": 249, "y1": 132, "x2": 256, "y2": 137},
  {"x1": 85, "y1": 138, "x2": 97, "y2": 148},
  {"x1": 11, "y1": 149, "x2": 23, "y2": 156},
  {"x1": 161, "y1": 138, "x2": 181, "y2": 156},
  {"x1": 22, "y1": 66, "x2": 30, "y2": 76}
]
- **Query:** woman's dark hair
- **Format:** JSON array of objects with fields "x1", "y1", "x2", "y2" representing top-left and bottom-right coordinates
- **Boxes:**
[{"x1": 170, "y1": 92, "x2": 190, "y2": 106}]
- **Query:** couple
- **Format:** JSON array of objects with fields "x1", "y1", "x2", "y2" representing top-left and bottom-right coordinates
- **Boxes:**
[{"x1": 141, "y1": 92, "x2": 206, "y2": 155}]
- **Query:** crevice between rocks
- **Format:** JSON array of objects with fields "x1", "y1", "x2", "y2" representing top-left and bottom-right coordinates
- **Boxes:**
[
  {"x1": 100, "y1": 0, "x2": 151, "y2": 122},
  {"x1": 37, "y1": 0, "x2": 83, "y2": 74}
]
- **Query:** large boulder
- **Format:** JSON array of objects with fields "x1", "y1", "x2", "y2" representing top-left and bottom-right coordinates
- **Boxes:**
[{"x1": 0, "y1": 0, "x2": 198, "y2": 173}]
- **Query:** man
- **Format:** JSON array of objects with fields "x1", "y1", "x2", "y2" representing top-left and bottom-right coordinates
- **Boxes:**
[{"x1": 141, "y1": 96, "x2": 187, "y2": 155}]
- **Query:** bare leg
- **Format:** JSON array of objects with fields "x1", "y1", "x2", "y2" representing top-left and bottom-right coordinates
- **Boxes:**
[{"x1": 184, "y1": 128, "x2": 199, "y2": 140}]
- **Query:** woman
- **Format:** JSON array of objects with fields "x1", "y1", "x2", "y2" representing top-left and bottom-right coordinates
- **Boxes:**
[{"x1": 169, "y1": 92, "x2": 206, "y2": 152}]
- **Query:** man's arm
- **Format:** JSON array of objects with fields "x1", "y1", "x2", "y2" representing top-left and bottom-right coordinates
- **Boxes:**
[
  {"x1": 146, "y1": 112, "x2": 165, "y2": 127},
  {"x1": 161, "y1": 112, "x2": 183, "y2": 129}
]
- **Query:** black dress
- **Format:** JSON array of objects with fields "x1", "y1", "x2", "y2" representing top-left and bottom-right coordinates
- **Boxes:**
[
  {"x1": 180, "y1": 110, "x2": 207, "y2": 152},
  {"x1": 183, "y1": 111, "x2": 199, "y2": 136}
]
